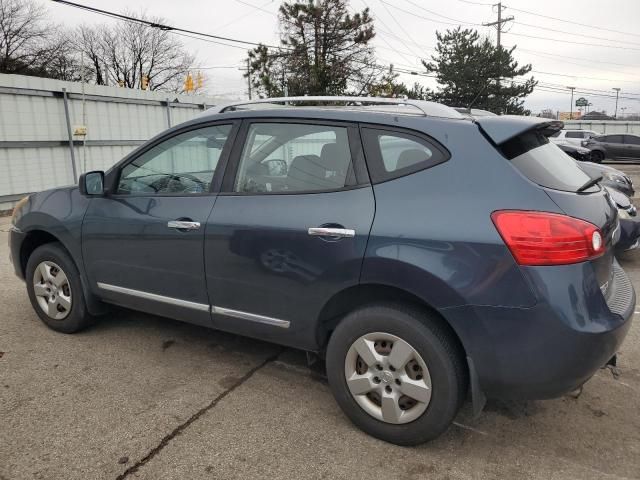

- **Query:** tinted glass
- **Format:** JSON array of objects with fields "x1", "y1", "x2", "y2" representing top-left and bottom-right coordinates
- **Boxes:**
[
  {"x1": 362, "y1": 128, "x2": 448, "y2": 183},
  {"x1": 604, "y1": 135, "x2": 624, "y2": 143},
  {"x1": 565, "y1": 131, "x2": 583, "y2": 138},
  {"x1": 118, "y1": 125, "x2": 232, "y2": 194},
  {"x1": 624, "y1": 135, "x2": 640, "y2": 145},
  {"x1": 501, "y1": 130, "x2": 593, "y2": 192},
  {"x1": 234, "y1": 123, "x2": 354, "y2": 193},
  {"x1": 549, "y1": 131, "x2": 561, "y2": 138}
]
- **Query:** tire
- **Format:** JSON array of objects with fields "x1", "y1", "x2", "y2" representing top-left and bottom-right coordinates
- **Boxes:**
[
  {"x1": 591, "y1": 150, "x2": 604, "y2": 163},
  {"x1": 326, "y1": 303, "x2": 467, "y2": 445},
  {"x1": 25, "y1": 242, "x2": 93, "y2": 333}
]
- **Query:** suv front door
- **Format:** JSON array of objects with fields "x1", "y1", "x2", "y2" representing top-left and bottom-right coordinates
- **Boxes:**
[
  {"x1": 203, "y1": 120, "x2": 375, "y2": 349},
  {"x1": 82, "y1": 122, "x2": 237, "y2": 326}
]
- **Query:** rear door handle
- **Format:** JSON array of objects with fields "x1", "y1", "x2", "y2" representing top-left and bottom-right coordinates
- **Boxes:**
[
  {"x1": 168, "y1": 220, "x2": 201, "y2": 231},
  {"x1": 308, "y1": 227, "x2": 355, "y2": 238}
]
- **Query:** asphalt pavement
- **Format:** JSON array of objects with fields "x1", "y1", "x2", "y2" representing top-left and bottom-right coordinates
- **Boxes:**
[{"x1": 1, "y1": 169, "x2": 640, "y2": 479}]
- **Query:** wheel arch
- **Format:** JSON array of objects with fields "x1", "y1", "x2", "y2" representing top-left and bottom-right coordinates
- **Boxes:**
[
  {"x1": 316, "y1": 283, "x2": 467, "y2": 358},
  {"x1": 19, "y1": 228, "x2": 106, "y2": 315}
]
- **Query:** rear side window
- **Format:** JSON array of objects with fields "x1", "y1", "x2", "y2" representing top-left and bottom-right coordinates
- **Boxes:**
[
  {"x1": 624, "y1": 135, "x2": 640, "y2": 145},
  {"x1": 361, "y1": 127, "x2": 449, "y2": 183},
  {"x1": 500, "y1": 129, "x2": 592, "y2": 192},
  {"x1": 565, "y1": 131, "x2": 583, "y2": 138}
]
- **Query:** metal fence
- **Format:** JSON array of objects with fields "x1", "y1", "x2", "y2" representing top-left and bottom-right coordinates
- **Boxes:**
[
  {"x1": 0, "y1": 73, "x2": 231, "y2": 210},
  {"x1": 563, "y1": 120, "x2": 640, "y2": 135}
]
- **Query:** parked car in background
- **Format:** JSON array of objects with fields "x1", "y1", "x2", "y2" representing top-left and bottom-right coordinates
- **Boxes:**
[
  {"x1": 8, "y1": 98, "x2": 634, "y2": 446},
  {"x1": 583, "y1": 134, "x2": 640, "y2": 163},
  {"x1": 577, "y1": 160, "x2": 635, "y2": 197},
  {"x1": 550, "y1": 129, "x2": 599, "y2": 146},
  {"x1": 605, "y1": 187, "x2": 640, "y2": 253},
  {"x1": 556, "y1": 141, "x2": 592, "y2": 162}
]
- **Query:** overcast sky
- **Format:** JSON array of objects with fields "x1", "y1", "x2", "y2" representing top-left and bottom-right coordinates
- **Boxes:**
[{"x1": 44, "y1": 0, "x2": 640, "y2": 115}]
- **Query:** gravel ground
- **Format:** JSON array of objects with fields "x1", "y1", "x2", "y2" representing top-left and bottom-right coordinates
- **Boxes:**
[{"x1": 1, "y1": 166, "x2": 640, "y2": 479}]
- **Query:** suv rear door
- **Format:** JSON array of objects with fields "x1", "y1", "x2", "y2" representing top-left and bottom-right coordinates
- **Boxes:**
[{"x1": 203, "y1": 119, "x2": 374, "y2": 349}]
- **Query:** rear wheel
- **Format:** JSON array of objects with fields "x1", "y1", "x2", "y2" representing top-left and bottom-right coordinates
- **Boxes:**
[
  {"x1": 591, "y1": 150, "x2": 604, "y2": 163},
  {"x1": 26, "y1": 243, "x2": 93, "y2": 333},
  {"x1": 326, "y1": 303, "x2": 467, "y2": 445}
]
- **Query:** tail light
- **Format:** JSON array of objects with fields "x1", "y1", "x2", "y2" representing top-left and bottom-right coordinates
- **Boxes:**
[{"x1": 491, "y1": 210, "x2": 605, "y2": 266}]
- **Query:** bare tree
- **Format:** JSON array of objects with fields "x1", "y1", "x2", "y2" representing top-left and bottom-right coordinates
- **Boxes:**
[
  {"x1": 73, "y1": 12, "x2": 196, "y2": 93},
  {"x1": 0, "y1": 0, "x2": 61, "y2": 74}
]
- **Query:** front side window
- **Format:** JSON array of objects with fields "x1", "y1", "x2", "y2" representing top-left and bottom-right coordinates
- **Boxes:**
[
  {"x1": 118, "y1": 124, "x2": 232, "y2": 194},
  {"x1": 233, "y1": 123, "x2": 355, "y2": 194},
  {"x1": 565, "y1": 131, "x2": 583, "y2": 138},
  {"x1": 361, "y1": 128, "x2": 448, "y2": 183}
]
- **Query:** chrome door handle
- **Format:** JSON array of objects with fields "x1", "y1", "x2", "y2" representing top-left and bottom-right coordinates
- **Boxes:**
[
  {"x1": 308, "y1": 227, "x2": 355, "y2": 238},
  {"x1": 168, "y1": 220, "x2": 201, "y2": 230}
]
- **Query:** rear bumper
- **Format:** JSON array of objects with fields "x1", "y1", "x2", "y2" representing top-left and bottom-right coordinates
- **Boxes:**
[{"x1": 442, "y1": 260, "x2": 634, "y2": 400}]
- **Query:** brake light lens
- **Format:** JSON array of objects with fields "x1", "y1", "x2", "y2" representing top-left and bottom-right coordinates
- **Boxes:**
[{"x1": 491, "y1": 210, "x2": 605, "y2": 266}]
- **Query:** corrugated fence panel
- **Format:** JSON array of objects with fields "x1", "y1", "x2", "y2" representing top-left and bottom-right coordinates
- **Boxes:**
[{"x1": 0, "y1": 73, "x2": 233, "y2": 209}]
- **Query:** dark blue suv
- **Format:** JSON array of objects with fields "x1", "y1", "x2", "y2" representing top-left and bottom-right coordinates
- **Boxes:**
[{"x1": 8, "y1": 97, "x2": 634, "y2": 445}]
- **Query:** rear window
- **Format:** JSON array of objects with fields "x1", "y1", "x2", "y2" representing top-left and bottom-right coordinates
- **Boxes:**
[
  {"x1": 565, "y1": 131, "x2": 583, "y2": 138},
  {"x1": 500, "y1": 129, "x2": 593, "y2": 192}
]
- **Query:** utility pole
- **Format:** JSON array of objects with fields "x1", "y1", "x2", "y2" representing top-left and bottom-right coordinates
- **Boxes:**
[
  {"x1": 613, "y1": 87, "x2": 620, "y2": 119},
  {"x1": 246, "y1": 57, "x2": 252, "y2": 100},
  {"x1": 567, "y1": 86, "x2": 575, "y2": 119},
  {"x1": 483, "y1": 2, "x2": 513, "y2": 113}
]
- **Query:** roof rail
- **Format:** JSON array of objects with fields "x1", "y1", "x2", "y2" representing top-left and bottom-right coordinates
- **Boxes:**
[{"x1": 206, "y1": 96, "x2": 463, "y2": 119}]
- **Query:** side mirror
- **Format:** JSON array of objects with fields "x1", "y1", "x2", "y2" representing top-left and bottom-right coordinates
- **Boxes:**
[
  {"x1": 264, "y1": 159, "x2": 288, "y2": 176},
  {"x1": 79, "y1": 170, "x2": 105, "y2": 196}
]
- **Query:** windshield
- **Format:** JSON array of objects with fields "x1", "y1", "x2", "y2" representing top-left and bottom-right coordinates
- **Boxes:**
[{"x1": 500, "y1": 129, "x2": 594, "y2": 192}]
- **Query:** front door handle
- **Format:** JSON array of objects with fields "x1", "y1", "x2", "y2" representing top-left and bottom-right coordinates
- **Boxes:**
[
  {"x1": 308, "y1": 227, "x2": 355, "y2": 238},
  {"x1": 168, "y1": 220, "x2": 201, "y2": 231}
]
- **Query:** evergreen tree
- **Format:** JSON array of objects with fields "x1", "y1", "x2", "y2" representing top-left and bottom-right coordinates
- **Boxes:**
[
  {"x1": 424, "y1": 27, "x2": 536, "y2": 114},
  {"x1": 247, "y1": 0, "x2": 379, "y2": 97}
]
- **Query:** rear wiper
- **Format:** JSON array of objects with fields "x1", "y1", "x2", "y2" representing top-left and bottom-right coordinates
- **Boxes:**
[{"x1": 577, "y1": 175, "x2": 602, "y2": 193}]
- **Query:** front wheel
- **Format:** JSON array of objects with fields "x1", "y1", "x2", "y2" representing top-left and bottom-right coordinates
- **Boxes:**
[
  {"x1": 590, "y1": 150, "x2": 604, "y2": 163},
  {"x1": 326, "y1": 303, "x2": 467, "y2": 445},
  {"x1": 26, "y1": 243, "x2": 94, "y2": 333}
]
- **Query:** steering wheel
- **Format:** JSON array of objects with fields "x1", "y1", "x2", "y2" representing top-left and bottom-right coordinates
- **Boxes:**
[{"x1": 151, "y1": 173, "x2": 208, "y2": 193}]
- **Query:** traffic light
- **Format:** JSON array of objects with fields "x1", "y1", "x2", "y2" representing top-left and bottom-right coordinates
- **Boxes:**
[
  {"x1": 141, "y1": 75, "x2": 149, "y2": 90},
  {"x1": 196, "y1": 71, "x2": 204, "y2": 91},
  {"x1": 184, "y1": 72, "x2": 194, "y2": 93}
]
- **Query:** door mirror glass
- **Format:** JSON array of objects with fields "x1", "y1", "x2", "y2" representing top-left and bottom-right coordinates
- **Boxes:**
[
  {"x1": 80, "y1": 171, "x2": 104, "y2": 195},
  {"x1": 263, "y1": 159, "x2": 288, "y2": 176}
]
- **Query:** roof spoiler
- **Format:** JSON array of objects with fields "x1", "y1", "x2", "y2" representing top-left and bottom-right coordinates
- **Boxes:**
[{"x1": 474, "y1": 115, "x2": 564, "y2": 145}]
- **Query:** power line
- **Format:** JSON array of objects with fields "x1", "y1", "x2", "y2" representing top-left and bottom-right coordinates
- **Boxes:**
[
  {"x1": 377, "y1": 0, "x2": 424, "y2": 59},
  {"x1": 379, "y1": 0, "x2": 481, "y2": 27},
  {"x1": 514, "y1": 21, "x2": 640, "y2": 47},
  {"x1": 505, "y1": 30, "x2": 640, "y2": 51},
  {"x1": 50, "y1": 0, "x2": 283, "y2": 50},
  {"x1": 505, "y1": 5, "x2": 640, "y2": 39}
]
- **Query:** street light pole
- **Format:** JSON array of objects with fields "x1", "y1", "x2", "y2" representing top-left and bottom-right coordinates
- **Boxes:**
[
  {"x1": 567, "y1": 86, "x2": 575, "y2": 120},
  {"x1": 613, "y1": 87, "x2": 620, "y2": 119}
]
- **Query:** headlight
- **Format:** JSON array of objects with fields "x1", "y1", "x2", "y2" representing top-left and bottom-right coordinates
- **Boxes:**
[
  {"x1": 604, "y1": 172, "x2": 627, "y2": 184},
  {"x1": 11, "y1": 195, "x2": 30, "y2": 225}
]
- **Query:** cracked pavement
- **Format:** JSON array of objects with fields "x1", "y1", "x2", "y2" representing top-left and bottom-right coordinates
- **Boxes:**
[{"x1": 2, "y1": 167, "x2": 640, "y2": 479}]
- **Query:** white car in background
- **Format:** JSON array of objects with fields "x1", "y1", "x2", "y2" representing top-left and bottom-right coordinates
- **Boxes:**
[{"x1": 550, "y1": 129, "x2": 600, "y2": 146}]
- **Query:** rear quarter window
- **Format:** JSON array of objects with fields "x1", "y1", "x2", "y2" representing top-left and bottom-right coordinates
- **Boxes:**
[
  {"x1": 361, "y1": 127, "x2": 449, "y2": 183},
  {"x1": 500, "y1": 129, "x2": 593, "y2": 192}
]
